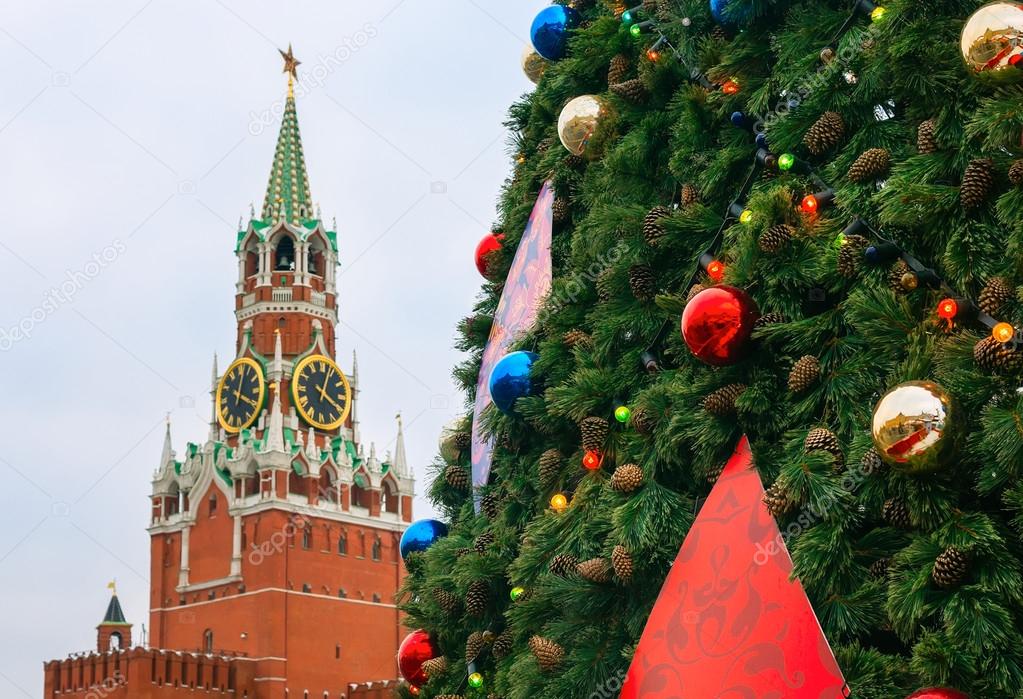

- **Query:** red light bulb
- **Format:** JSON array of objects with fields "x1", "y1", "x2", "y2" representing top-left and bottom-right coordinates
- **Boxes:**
[
  {"x1": 582, "y1": 451, "x2": 601, "y2": 470},
  {"x1": 800, "y1": 194, "x2": 819, "y2": 214},
  {"x1": 647, "y1": 48, "x2": 661, "y2": 61},
  {"x1": 721, "y1": 79, "x2": 740, "y2": 95},
  {"x1": 706, "y1": 260, "x2": 725, "y2": 282},
  {"x1": 937, "y1": 298, "x2": 957, "y2": 320}
]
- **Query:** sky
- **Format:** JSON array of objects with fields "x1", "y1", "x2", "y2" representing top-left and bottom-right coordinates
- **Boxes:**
[{"x1": 0, "y1": 1, "x2": 547, "y2": 695}]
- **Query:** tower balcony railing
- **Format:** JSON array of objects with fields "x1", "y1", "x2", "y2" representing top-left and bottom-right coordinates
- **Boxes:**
[
  {"x1": 310, "y1": 289, "x2": 326, "y2": 307},
  {"x1": 271, "y1": 287, "x2": 293, "y2": 302}
]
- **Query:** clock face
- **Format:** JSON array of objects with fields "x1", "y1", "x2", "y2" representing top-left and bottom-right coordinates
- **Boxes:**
[
  {"x1": 216, "y1": 358, "x2": 266, "y2": 433},
  {"x1": 292, "y1": 354, "x2": 352, "y2": 431}
]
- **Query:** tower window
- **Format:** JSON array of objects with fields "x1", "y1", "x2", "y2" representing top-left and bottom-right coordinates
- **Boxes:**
[
  {"x1": 203, "y1": 629, "x2": 214, "y2": 654},
  {"x1": 372, "y1": 593, "x2": 381, "y2": 603},
  {"x1": 337, "y1": 533, "x2": 347, "y2": 555},
  {"x1": 208, "y1": 494, "x2": 217, "y2": 516},
  {"x1": 275, "y1": 236, "x2": 295, "y2": 270},
  {"x1": 371, "y1": 537, "x2": 381, "y2": 561},
  {"x1": 109, "y1": 631, "x2": 123, "y2": 651},
  {"x1": 302, "y1": 583, "x2": 312, "y2": 593},
  {"x1": 302, "y1": 527, "x2": 312, "y2": 550},
  {"x1": 335, "y1": 643, "x2": 341, "y2": 660},
  {"x1": 338, "y1": 588, "x2": 346, "y2": 598}
]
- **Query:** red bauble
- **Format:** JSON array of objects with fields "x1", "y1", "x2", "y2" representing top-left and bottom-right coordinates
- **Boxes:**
[
  {"x1": 680, "y1": 285, "x2": 759, "y2": 366},
  {"x1": 475, "y1": 232, "x2": 504, "y2": 278},
  {"x1": 907, "y1": 690, "x2": 971, "y2": 699},
  {"x1": 397, "y1": 629, "x2": 438, "y2": 689}
]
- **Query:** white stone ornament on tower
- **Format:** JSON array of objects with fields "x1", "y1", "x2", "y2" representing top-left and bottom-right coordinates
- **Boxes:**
[{"x1": 263, "y1": 382, "x2": 286, "y2": 454}]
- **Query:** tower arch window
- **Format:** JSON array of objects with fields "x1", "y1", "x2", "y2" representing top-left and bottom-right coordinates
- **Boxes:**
[
  {"x1": 382, "y1": 479, "x2": 399, "y2": 514},
  {"x1": 203, "y1": 629, "x2": 214, "y2": 654},
  {"x1": 351, "y1": 477, "x2": 369, "y2": 508},
  {"x1": 319, "y1": 466, "x2": 339, "y2": 505},
  {"x1": 307, "y1": 237, "x2": 326, "y2": 276},
  {"x1": 337, "y1": 531, "x2": 347, "y2": 555},
  {"x1": 108, "y1": 631, "x2": 123, "y2": 651},
  {"x1": 208, "y1": 493, "x2": 217, "y2": 517},
  {"x1": 302, "y1": 526, "x2": 312, "y2": 550},
  {"x1": 244, "y1": 240, "x2": 260, "y2": 278},
  {"x1": 371, "y1": 537, "x2": 381, "y2": 561},
  {"x1": 274, "y1": 236, "x2": 295, "y2": 271}
]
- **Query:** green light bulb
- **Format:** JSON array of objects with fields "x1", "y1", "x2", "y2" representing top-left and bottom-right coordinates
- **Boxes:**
[
  {"x1": 778, "y1": 153, "x2": 795, "y2": 171},
  {"x1": 510, "y1": 586, "x2": 525, "y2": 601},
  {"x1": 630, "y1": 23, "x2": 642, "y2": 37},
  {"x1": 614, "y1": 405, "x2": 631, "y2": 423},
  {"x1": 468, "y1": 672, "x2": 484, "y2": 688},
  {"x1": 739, "y1": 209, "x2": 754, "y2": 224}
]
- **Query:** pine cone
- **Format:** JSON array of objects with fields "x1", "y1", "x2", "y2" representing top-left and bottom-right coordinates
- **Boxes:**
[
  {"x1": 473, "y1": 532, "x2": 495, "y2": 554},
  {"x1": 444, "y1": 465, "x2": 470, "y2": 491},
  {"x1": 455, "y1": 547, "x2": 473, "y2": 558},
  {"x1": 608, "y1": 53, "x2": 630, "y2": 84},
  {"x1": 631, "y1": 407, "x2": 655, "y2": 435},
  {"x1": 979, "y1": 277, "x2": 1013, "y2": 316},
  {"x1": 563, "y1": 329, "x2": 592, "y2": 349},
  {"x1": 611, "y1": 545, "x2": 633, "y2": 580},
  {"x1": 838, "y1": 234, "x2": 869, "y2": 278},
  {"x1": 706, "y1": 460, "x2": 726, "y2": 484},
  {"x1": 848, "y1": 148, "x2": 891, "y2": 183},
  {"x1": 643, "y1": 206, "x2": 670, "y2": 245},
  {"x1": 611, "y1": 78, "x2": 648, "y2": 103},
  {"x1": 974, "y1": 335, "x2": 1023, "y2": 374},
  {"x1": 629, "y1": 264, "x2": 656, "y2": 300},
  {"x1": 686, "y1": 283, "x2": 706, "y2": 303},
  {"x1": 552, "y1": 197, "x2": 571, "y2": 224},
  {"x1": 763, "y1": 482, "x2": 794, "y2": 517},
  {"x1": 539, "y1": 449, "x2": 563, "y2": 486},
  {"x1": 932, "y1": 546, "x2": 970, "y2": 589},
  {"x1": 596, "y1": 268, "x2": 614, "y2": 301},
  {"x1": 805, "y1": 427, "x2": 843, "y2": 464},
  {"x1": 711, "y1": 25, "x2": 727, "y2": 40},
  {"x1": 917, "y1": 118, "x2": 938, "y2": 154},
  {"x1": 681, "y1": 182, "x2": 700, "y2": 207},
  {"x1": 860, "y1": 447, "x2": 885, "y2": 476},
  {"x1": 579, "y1": 416, "x2": 610, "y2": 452},
  {"x1": 549, "y1": 552, "x2": 579, "y2": 577},
  {"x1": 887, "y1": 259, "x2": 914, "y2": 294},
  {"x1": 564, "y1": 153, "x2": 586, "y2": 170},
  {"x1": 610, "y1": 463, "x2": 644, "y2": 492},
  {"x1": 577, "y1": 557, "x2": 613, "y2": 583},
  {"x1": 453, "y1": 432, "x2": 472, "y2": 450},
  {"x1": 703, "y1": 383, "x2": 746, "y2": 416},
  {"x1": 869, "y1": 557, "x2": 891, "y2": 580},
  {"x1": 803, "y1": 111, "x2": 845, "y2": 156},
  {"x1": 788, "y1": 355, "x2": 821, "y2": 393},
  {"x1": 882, "y1": 498, "x2": 911, "y2": 528},
  {"x1": 758, "y1": 224, "x2": 794, "y2": 253},
  {"x1": 422, "y1": 656, "x2": 449, "y2": 678},
  {"x1": 1010, "y1": 159, "x2": 1023, "y2": 187},
  {"x1": 529, "y1": 636, "x2": 564, "y2": 672},
  {"x1": 961, "y1": 158, "x2": 995, "y2": 209},
  {"x1": 465, "y1": 581, "x2": 489, "y2": 616},
  {"x1": 466, "y1": 631, "x2": 485, "y2": 662},
  {"x1": 641, "y1": 0, "x2": 658, "y2": 12},
  {"x1": 492, "y1": 628, "x2": 514, "y2": 659},
  {"x1": 432, "y1": 588, "x2": 462, "y2": 616},
  {"x1": 754, "y1": 312, "x2": 785, "y2": 329},
  {"x1": 481, "y1": 492, "x2": 500, "y2": 519}
]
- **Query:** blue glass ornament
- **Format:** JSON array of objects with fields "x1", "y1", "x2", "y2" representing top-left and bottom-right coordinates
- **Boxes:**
[
  {"x1": 488, "y1": 351, "x2": 540, "y2": 414},
  {"x1": 530, "y1": 6, "x2": 581, "y2": 61},
  {"x1": 730, "y1": 111, "x2": 746, "y2": 127},
  {"x1": 400, "y1": 519, "x2": 448, "y2": 562},
  {"x1": 864, "y1": 245, "x2": 881, "y2": 264},
  {"x1": 755, "y1": 132, "x2": 769, "y2": 149},
  {"x1": 709, "y1": 0, "x2": 751, "y2": 25}
]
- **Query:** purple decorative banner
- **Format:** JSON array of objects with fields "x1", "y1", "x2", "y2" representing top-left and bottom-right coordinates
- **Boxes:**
[{"x1": 471, "y1": 181, "x2": 554, "y2": 492}]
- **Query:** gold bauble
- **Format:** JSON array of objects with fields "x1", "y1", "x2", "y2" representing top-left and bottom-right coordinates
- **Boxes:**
[
  {"x1": 438, "y1": 418, "x2": 463, "y2": 464},
  {"x1": 961, "y1": 2, "x2": 1023, "y2": 83},
  {"x1": 521, "y1": 45, "x2": 548, "y2": 84},
  {"x1": 557, "y1": 95, "x2": 608, "y2": 158},
  {"x1": 871, "y1": 381, "x2": 957, "y2": 473}
]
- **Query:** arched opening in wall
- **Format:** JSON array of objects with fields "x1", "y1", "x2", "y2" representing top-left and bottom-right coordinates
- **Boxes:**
[
  {"x1": 274, "y1": 235, "x2": 295, "y2": 271},
  {"x1": 302, "y1": 526, "x2": 312, "y2": 550},
  {"x1": 166, "y1": 483, "x2": 180, "y2": 516},
  {"x1": 203, "y1": 629, "x2": 214, "y2": 654},
  {"x1": 208, "y1": 493, "x2": 218, "y2": 517},
  {"x1": 382, "y1": 478, "x2": 399, "y2": 514},
  {"x1": 244, "y1": 239, "x2": 260, "y2": 278},
  {"x1": 307, "y1": 236, "x2": 326, "y2": 276},
  {"x1": 351, "y1": 474, "x2": 369, "y2": 508},
  {"x1": 337, "y1": 530, "x2": 347, "y2": 555},
  {"x1": 319, "y1": 466, "x2": 339, "y2": 504},
  {"x1": 244, "y1": 475, "x2": 259, "y2": 497},
  {"x1": 288, "y1": 466, "x2": 304, "y2": 499},
  {"x1": 372, "y1": 537, "x2": 381, "y2": 561},
  {"x1": 109, "y1": 631, "x2": 123, "y2": 651}
]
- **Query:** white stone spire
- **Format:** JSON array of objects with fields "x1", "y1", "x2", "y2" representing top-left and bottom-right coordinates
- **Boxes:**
[
  {"x1": 350, "y1": 349, "x2": 360, "y2": 443},
  {"x1": 305, "y1": 426, "x2": 319, "y2": 461},
  {"x1": 208, "y1": 352, "x2": 219, "y2": 442},
  {"x1": 263, "y1": 382, "x2": 286, "y2": 453},
  {"x1": 393, "y1": 412, "x2": 409, "y2": 478},
  {"x1": 161, "y1": 416, "x2": 174, "y2": 467},
  {"x1": 271, "y1": 329, "x2": 283, "y2": 380}
]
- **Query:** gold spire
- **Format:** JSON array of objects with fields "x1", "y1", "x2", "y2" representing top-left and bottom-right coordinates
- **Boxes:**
[{"x1": 279, "y1": 44, "x2": 301, "y2": 97}]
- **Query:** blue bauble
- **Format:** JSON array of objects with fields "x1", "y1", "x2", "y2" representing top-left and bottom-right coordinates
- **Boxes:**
[
  {"x1": 488, "y1": 351, "x2": 540, "y2": 414},
  {"x1": 709, "y1": 0, "x2": 751, "y2": 25},
  {"x1": 530, "y1": 5, "x2": 581, "y2": 61},
  {"x1": 400, "y1": 519, "x2": 448, "y2": 562}
]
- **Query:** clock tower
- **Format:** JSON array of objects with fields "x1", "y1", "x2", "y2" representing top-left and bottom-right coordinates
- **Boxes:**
[{"x1": 144, "y1": 47, "x2": 416, "y2": 697}]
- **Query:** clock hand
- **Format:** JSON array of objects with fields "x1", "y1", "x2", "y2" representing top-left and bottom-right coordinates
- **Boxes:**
[
  {"x1": 234, "y1": 388, "x2": 258, "y2": 408},
  {"x1": 321, "y1": 391, "x2": 346, "y2": 414},
  {"x1": 318, "y1": 367, "x2": 332, "y2": 401}
]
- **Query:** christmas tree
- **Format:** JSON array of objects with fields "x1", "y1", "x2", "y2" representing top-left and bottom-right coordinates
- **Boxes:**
[{"x1": 399, "y1": 1, "x2": 1023, "y2": 697}]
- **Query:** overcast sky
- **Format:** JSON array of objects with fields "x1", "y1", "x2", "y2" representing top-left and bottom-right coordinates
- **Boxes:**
[{"x1": 0, "y1": 1, "x2": 547, "y2": 694}]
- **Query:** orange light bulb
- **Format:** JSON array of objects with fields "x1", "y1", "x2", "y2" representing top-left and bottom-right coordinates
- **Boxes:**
[
  {"x1": 800, "y1": 194, "x2": 819, "y2": 214},
  {"x1": 721, "y1": 78, "x2": 740, "y2": 95},
  {"x1": 646, "y1": 48, "x2": 661, "y2": 61},
  {"x1": 550, "y1": 493, "x2": 569, "y2": 512},
  {"x1": 582, "y1": 451, "x2": 601, "y2": 470},
  {"x1": 706, "y1": 260, "x2": 725, "y2": 282},
  {"x1": 937, "y1": 298, "x2": 958, "y2": 320},
  {"x1": 993, "y1": 322, "x2": 1015, "y2": 343}
]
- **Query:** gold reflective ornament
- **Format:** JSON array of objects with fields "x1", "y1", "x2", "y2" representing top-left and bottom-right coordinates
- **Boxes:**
[
  {"x1": 871, "y1": 381, "x2": 957, "y2": 473},
  {"x1": 961, "y1": 2, "x2": 1023, "y2": 83},
  {"x1": 557, "y1": 95, "x2": 608, "y2": 158},
  {"x1": 438, "y1": 418, "x2": 463, "y2": 464},
  {"x1": 521, "y1": 45, "x2": 548, "y2": 84}
]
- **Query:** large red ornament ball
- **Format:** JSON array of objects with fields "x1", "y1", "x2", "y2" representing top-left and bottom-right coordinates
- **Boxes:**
[
  {"x1": 680, "y1": 285, "x2": 760, "y2": 366},
  {"x1": 397, "y1": 629, "x2": 439, "y2": 689},
  {"x1": 907, "y1": 689, "x2": 971, "y2": 699},
  {"x1": 475, "y1": 232, "x2": 504, "y2": 278}
]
